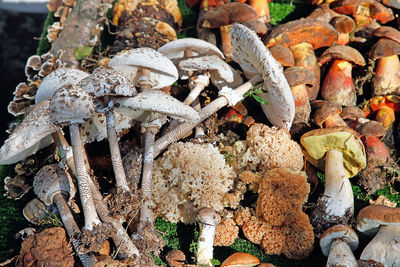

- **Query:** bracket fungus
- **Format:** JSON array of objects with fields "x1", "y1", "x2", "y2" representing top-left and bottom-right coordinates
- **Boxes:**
[
  {"x1": 33, "y1": 164, "x2": 97, "y2": 267},
  {"x1": 319, "y1": 225, "x2": 359, "y2": 267},
  {"x1": 357, "y1": 205, "x2": 400, "y2": 266},
  {"x1": 319, "y1": 45, "x2": 366, "y2": 106},
  {"x1": 301, "y1": 127, "x2": 366, "y2": 232}
]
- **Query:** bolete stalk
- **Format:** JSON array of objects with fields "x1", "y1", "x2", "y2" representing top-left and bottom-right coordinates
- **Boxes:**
[
  {"x1": 33, "y1": 164, "x2": 97, "y2": 267},
  {"x1": 49, "y1": 84, "x2": 100, "y2": 231},
  {"x1": 300, "y1": 127, "x2": 366, "y2": 233}
]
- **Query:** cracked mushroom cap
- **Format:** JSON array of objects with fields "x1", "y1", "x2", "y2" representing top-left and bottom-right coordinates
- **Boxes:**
[
  {"x1": 318, "y1": 45, "x2": 366, "y2": 66},
  {"x1": 33, "y1": 164, "x2": 76, "y2": 206},
  {"x1": 230, "y1": 23, "x2": 295, "y2": 129},
  {"x1": 0, "y1": 101, "x2": 58, "y2": 165},
  {"x1": 369, "y1": 38, "x2": 400, "y2": 60},
  {"x1": 331, "y1": 0, "x2": 394, "y2": 24},
  {"x1": 78, "y1": 66, "x2": 137, "y2": 98},
  {"x1": 199, "y1": 2, "x2": 258, "y2": 28},
  {"x1": 108, "y1": 47, "x2": 178, "y2": 89},
  {"x1": 158, "y1": 37, "x2": 224, "y2": 61},
  {"x1": 300, "y1": 127, "x2": 366, "y2": 177},
  {"x1": 35, "y1": 68, "x2": 89, "y2": 104},
  {"x1": 357, "y1": 205, "x2": 400, "y2": 234},
  {"x1": 49, "y1": 84, "x2": 95, "y2": 125},
  {"x1": 320, "y1": 224, "x2": 359, "y2": 256},
  {"x1": 265, "y1": 18, "x2": 338, "y2": 50},
  {"x1": 113, "y1": 90, "x2": 199, "y2": 122}
]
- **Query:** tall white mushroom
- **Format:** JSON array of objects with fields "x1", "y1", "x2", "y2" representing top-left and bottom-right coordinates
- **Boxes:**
[
  {"x1": 196, "y1": 208, "x2": 221, "y2": 266},
  {"x1": 33, "y1": 164, "x2": 97, "y2": 267},
  {"x1": 49, "y1": 84, "x2": 100, "y2": 231},
  {"x1": 153, "y1": 23, "x2": 292, "y2": 157},
  {"x1": 109, "y1": 48, "x2": 200, "y2": 241},
  {"x1": 78, "y1": 66, "x2": 137, "y2": 192}
]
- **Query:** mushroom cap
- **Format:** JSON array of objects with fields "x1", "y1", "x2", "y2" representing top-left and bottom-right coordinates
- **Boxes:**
[
  {"x1": 199, "y1": 2, "x2": 258, "y2": 28},
  {"x1": 300, "y1": 127, "x2": 366, "y2": 177},
  {"x1": 230, "y1": 23, "x2": 295, "y2": 129},
  {"x1": 265, "y1": 18, "x2": 338, "y2": 50},
  {"x1": 330, "y1": 15, "x2": 356, "y2": 34},
  {"x1": 195, "y1": 207, "x2": 221, "y2": 226},
  {"x1": 49, "y1": 84, "x2": 95, "y2": 125},
  {"x1": 178, "y1": 55, "x2": 234, "y2": 83},
  {"x1": 311, "y1": 100, "x2": 342, "y2": 127},
  {"x1": 284, "y1": 66, "x2": 315, "y2": 87},
  {"x1": 113, "y1": 90, "x2": 200, "y2": 122},
  {"x1": 269, "y1": 45, "x2": 295, "y2": 67},
  {"x1": 319, "y1": 45, "x2": 366, "y2": 66},
  {"x1": 78, "y1": 66, "x2": 137, "y2": 98},
  {"x1": 35, "y1": 68, "x2": 89, "y2": 104},
  {"x1": 320, "y1": 224, "x2": 359, "y2": 256},
  {"x1": 331, "y1": 0, "x2": 394, "y2": 24},
  {"x1": 220, "y1": 252, "x2": 260, "y2": 267},
  {"x1": 369, "y1": 38, "x2": 400, "y2": 59},
  {"x1": 108, "y1": 47, "x2": 178, "y2": 89},
  {"x1": 357, "y1": 205, "x2": 400, "y2": 233},
  {"x1": 340, "y1": 106, "x2": 365, "y2": 120},
  {"x1": 0, "y1": 101, "x2": 58, "y2": 165},
  {"x1": 373, "y1": 26, "x2": 400, "y2": 44},
  {"x1": 355, "y1": 120, "x2": 386, "y2": 138},
  {"x1": 158, "y1": 37, "x2": 224, "y2": 60},
  {"x1": 33, "y1": 164, "x2": 76, "y2": 206},
  {"x1": 22, "y1": 198, "x2": 50, "y2": 225}
]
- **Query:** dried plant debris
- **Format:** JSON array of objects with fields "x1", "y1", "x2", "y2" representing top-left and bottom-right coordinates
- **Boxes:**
[{"x1": 77, "y1": 223, "x2": 113, "y2": 254}]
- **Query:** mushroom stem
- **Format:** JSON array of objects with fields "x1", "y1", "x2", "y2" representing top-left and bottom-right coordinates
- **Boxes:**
[
  {"x1": 51, "y1": 130, "x2": 75, "y2": 174},
  {"x1": 321, "y1": 149, "x2": 354, "y2": 218},
  {"x1": 373, "y1": 55, "x2": 400, "y2": 96},
  {"x1": 154, "y1": 74, "x2": 263, "y2": 157},
  {"x1": 196, "y1": 208, "x2": 221, "y2": 266},
  {"x1": 184, "y1": 75, "x2": 210, "y2": 106},
  {"x1": 327, "y1": 239, "x2": 357, "y2": 267},
  {"x1": 105, "y1": 110, "x2": 130, "y2": 192},
  {"x1": 249, "y1": 0, "x2": 270, "y2": 22},
  {"x1": 53, "y1": 193, "x2": 97, "y2": 266},
  {"x1": 321, "y1": 59, "x2": 356, "y2": 106},
  {"x1": 87, "y1": 176, "x2": 141, "y2": 259},
  {"x1": 69, "y1": 123, "x2": 101, "y2": 230},
  {"x1": 360, "y1": 224, "x2": 400, "y2": 264},
  {"x1": 291, "y1": 84, "x2": 311, "y2": 123},
  {"x1": 137, "y1": 124, "x2": 158, "y2": 235},
  {"x1": 220, "y1": 25, "x2": 232, "y2": 59}
]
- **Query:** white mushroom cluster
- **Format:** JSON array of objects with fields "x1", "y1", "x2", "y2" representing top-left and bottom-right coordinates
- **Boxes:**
[{"x1": 152, "y1": 142, "x2": 237, "y2": 224}]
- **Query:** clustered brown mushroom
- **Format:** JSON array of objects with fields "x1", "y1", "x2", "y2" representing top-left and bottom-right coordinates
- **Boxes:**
[{"x1": 2, "y1": 0, "x2": 400, "y2": 266}]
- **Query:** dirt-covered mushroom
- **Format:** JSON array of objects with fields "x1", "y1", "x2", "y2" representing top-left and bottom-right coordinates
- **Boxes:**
[
  {"x1": 301, "y1": 127, "x2": 366, "y2": 233},
  {"x1": 319, "y1": 225, "x2": 359, "y2": 267},
  {"x1": 319, "y1": 45, "x2": 366, "y2": 106},
  {"x1": 265, "y1": 18, "x2": 338, "y2": 100},
  {"x1": 49, "y1": 84, "x2": 100, "y2": 232},
  {"x1": 196, "y1": 208, "x2": 221, "y2": 266},
  {"x1": 33, "y1": 164, "x2": 97, "y2": 267},
  {"x1": 357, "y1": 205, "x2": 400, "y2": 266}
]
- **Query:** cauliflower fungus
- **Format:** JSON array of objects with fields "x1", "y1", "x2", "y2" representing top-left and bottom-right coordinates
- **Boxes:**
[{"x1": 152, "y1": 142, "x2": 238, "y2": 224}]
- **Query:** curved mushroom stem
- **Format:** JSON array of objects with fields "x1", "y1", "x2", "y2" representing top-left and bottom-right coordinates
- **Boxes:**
[
  {"x1": 70, "y1": 123, "x2": 101, "y2": 230},
  {"x1": 184, "y1": 75, "x2": 210, "y2": 106},
  {"x1": 326, "y1": 240, "x2": 357, "y2": 267},
  {"x1": 106, "y1": 110, "x2": 130, "y2": 192},
  {"x1": 321, "y1": 149, "x2": 354, "y2": 219},
  {"x1": 53, "y1": 193, "x2": 97, "y2": 266},
  {"x1": 87, "y1": 176, "x2": 141, "y2": 259},
  {"x1": 51, "y1": 130, "x2": 75, "y2": 173},
  {"x1": 154, "y1": 75, "x2": 263, "y2": 157},
  {"x1": 360, "y1": 224, "x2": 400, "y2": 265}
]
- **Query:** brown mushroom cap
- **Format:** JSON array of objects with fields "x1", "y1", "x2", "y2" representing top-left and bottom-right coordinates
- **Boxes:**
[
  {"x1": 284, "y1": 66, "x2": 315, "y2": 87},
  {"x1": 357, "y1": 205, "x2": 400, "y2": 233},
  {"x1": 265, "y1": 18, "x2": 338, "y2": 50},
  {"x1": 369, "y1": 38, "x2": 400, "y2": 59},
  {"x1": 220, "y1": 252, "x2": 260, "y2": 267},
  {"x1": 319, "y1": 224, "x2": 359, "y2": 257},
  {"x1": 355, "y1": 120, "x2": 386, "y2": 138},
  {"x1": 311, "y1": 100, "x2": 342, "y2": 127},
  {"x1": 319, "y1": 45, "x2": 366, "y2": 66},
  {"x1": 200, "y1": 2, "x2": 258, "y2": 28},
  {"x1": 330, "y1": 15, "x2": 355, "y2": 34},
  {"x1": 307, "y1": 5, "x2": 340, "y2": 23},
  {"x1": 242, "y1": 20, "x2": 269, "y2": 35},
  {"x1": 300, "y1": 126, "x2": 366, "y2": 177},
  {"x1": 331, "y1": 0, "x2": 395, "y2": 24},
  {"x1": 373, "y1": 26, "x2": 400, "y2": 44},
  {"x1": 269, "y1": 45, "x2": 295, "y2": 67},
  {"x1": 340, "y1": 106, "x2": 365, "y2": 120}
]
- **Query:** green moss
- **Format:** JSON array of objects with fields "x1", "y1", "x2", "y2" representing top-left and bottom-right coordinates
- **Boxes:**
[
  {"x1": 178, "y1": 0, "x2": 197, "y2": 38},
  {"x1": 155, "y1": 217, "x2": 180, "y2": 250},
  {"x1": 36, "y1": 12, "x2": 54, "y2": 56},
  {"x1": 269, "y1": 3, "x2": 296, "y2": 25}
]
